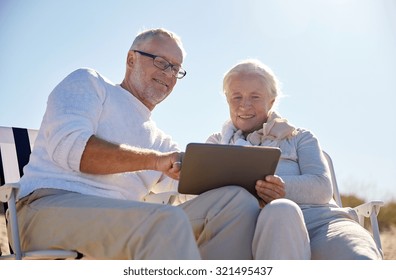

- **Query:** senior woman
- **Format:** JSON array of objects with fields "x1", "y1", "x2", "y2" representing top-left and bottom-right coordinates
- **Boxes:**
[{"x1": 206, "y1": 59, "x2": 381, "y2": 260}]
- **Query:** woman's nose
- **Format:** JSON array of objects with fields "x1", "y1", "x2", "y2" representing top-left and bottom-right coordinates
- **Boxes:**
[{"x1": 240, "y1": 98, "x2": 252, "y2": 108}]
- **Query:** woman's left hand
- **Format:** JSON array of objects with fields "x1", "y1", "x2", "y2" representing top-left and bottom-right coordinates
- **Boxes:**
[{"x1": 255, "y1": 175, "x2": 285, "y2": 205}]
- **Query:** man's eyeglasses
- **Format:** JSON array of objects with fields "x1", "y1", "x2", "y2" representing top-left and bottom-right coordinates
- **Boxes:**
[{"x1": 132, "y1": 50, "x2": 187, "y2": 79}]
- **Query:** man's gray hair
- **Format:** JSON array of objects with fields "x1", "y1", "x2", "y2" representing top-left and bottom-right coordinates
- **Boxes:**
[{"x1": 130, "y1": 28, "x2": 186, "y2": 57}]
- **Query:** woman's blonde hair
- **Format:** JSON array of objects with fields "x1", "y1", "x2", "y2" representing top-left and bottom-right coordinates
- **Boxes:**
[{"x1": 223, "y1": 59, "x2": 282, "y2": 102}]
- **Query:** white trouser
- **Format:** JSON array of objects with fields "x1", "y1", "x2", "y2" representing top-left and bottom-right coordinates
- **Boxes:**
[
  {"x1": 302, "y1": 205, "x2": 382, "y2": 259},
  {"x1": 252, "y1": 198, "x2": 311, "y2": 259}
]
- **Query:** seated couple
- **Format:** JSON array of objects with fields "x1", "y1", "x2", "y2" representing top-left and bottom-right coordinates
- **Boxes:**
[{"x1": 13, "y1": 28, "x2": 381, "y2": 259}]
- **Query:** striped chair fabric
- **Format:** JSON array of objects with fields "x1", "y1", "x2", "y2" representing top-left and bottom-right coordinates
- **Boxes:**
[{"x1": 0, "y1": 126, "x2": 79, "y2": 259}]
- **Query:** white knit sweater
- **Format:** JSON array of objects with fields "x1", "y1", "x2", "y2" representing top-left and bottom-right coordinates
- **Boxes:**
[{"x1": 18, "y1": 68, "x2": 179, "y2": 202}]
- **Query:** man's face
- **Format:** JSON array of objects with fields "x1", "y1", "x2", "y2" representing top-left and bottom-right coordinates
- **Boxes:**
[{"x1": 125, "y1": 37, "x2": 184, "y2": 110}]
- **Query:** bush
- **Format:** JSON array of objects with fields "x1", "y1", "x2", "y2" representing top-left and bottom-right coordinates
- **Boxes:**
[
  {"x1": 341, "y1": 195, "x2": 365, "y2": 208},
  {"x1": 377, "y1": 201, "x2": 396, "y2": 230}
]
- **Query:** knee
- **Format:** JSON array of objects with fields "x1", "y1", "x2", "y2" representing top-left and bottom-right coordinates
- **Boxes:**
[
  {"x1": 265, "y1": 198, "x2": 300, "y2": 211},
  {"x1": 150, "y1": 206, "x2": 197, "y2": 242},
  {"x1": 261, "y1": 198, "x2": 303, "y2": 220},
  {"x1": 156, "y1": 206, "x2": 190, "y2": 226}
]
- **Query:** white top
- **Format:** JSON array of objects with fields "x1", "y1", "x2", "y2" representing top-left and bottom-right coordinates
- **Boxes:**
[{"x1": 18, "y1": 68, "x2": 179, "y2": 201}]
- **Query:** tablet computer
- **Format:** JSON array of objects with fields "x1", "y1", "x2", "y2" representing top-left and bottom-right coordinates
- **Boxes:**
[{"x1": 178, "y1": 143, "x2": 281, "y2": 199}]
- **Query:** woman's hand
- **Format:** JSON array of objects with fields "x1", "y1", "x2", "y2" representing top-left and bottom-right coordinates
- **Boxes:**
[{"x1": 255, "y1": 175, "x2": 285, "y2": 206}]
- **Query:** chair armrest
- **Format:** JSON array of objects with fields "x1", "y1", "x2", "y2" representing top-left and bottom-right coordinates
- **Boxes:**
[
  {"x1": 0, "y1": 182, "x2": 22, "y2": 259},
  {"x1": 354, "y1": 200, "x2": 384, "y2": 224},
  {"x1": 353, "y1": 200, "x2": 384, "y2": 258},
  {"x1": 0, "y1": 183, "x2": 20, "y2": 203}
]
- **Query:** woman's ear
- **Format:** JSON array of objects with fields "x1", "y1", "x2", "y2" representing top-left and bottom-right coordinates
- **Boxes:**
[{"x1": 270, "y1": 98, "x2": 275, "y2": 107}]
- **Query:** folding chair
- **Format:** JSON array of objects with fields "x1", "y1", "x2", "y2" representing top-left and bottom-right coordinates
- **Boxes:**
[
  {"x1": 0, "y1": 126, "x2": 79, "y2": 260},
  {"x1": 322, "y1": 151, "x2": 384, "y2": 258}
]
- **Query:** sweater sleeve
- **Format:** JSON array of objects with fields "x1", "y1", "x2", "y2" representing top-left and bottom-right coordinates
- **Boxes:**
[
  {"x1": 41, "y1": 68, "x2": 107, "y2": 172},
  {"x1": 281, "y1": 130, "x2": 333, "y2": 205}
]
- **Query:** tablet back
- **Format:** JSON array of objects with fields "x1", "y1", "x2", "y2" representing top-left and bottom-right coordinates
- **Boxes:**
[{"x1": 178, "y1": 143, "x2": 281, "y2": 198}]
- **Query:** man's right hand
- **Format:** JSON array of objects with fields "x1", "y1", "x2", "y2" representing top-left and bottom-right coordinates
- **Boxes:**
[{"x1": 155, "y1": 151, "x2": 183, "y2": 180}]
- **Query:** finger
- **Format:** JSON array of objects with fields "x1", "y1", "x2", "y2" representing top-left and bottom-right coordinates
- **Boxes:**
[
  {"x1": 166, "y1": 169, "x2": 180, "y2": 180},
  {"x1": 172, "y1": 161, "x2": 182, "y2": 171},
  {"x1": 259, "y1": 199, "x2": 266, "y2": 208},
  {"x1": 258, "y1": 192, "x2": 273, "y2": 204},
  {"x1": 257, "y1": 179, "x2": 284, "y2": 192},
  {"x1": 256, "y1": 184, "x2": 285, "y2": 199},
  {"x1": 255, "y1": 179, "x2": 266, "y2": 187},
  {"x1": 257, "y1": 188, "x2": 280, "y2": 200},
  {"x1": 265, "y1": 175, "x2": 284, "y2": 185}
]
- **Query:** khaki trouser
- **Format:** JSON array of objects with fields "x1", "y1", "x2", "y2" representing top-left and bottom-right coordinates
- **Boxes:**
[{"x1": 14, "y1": 186, "x2": 260, "y2": 259}]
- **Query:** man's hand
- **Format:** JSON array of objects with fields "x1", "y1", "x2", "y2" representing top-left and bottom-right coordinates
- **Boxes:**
[{"x1": 155, "y1": 151, "x2": 184, "y2": 180}]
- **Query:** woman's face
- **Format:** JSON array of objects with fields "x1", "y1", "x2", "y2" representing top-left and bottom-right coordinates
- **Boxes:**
[{"x1": 225, "y1": 73, "x2": 275, "y2": 135}]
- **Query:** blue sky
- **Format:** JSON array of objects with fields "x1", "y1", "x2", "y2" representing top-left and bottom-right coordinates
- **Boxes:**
[{"x1": 1, "y1": 0, "x2": 395, "y2": 202}]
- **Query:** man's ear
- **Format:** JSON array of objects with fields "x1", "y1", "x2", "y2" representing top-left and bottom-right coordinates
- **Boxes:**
[{"x1": 126, "y1": 51, "x2": 135, "y2": 67}]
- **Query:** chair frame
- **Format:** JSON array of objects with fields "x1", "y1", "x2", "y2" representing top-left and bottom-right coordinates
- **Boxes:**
[
  {"x1": 323, "y1": 151, "x2": 384, "y2": 258},
  {"x1": 0, "y1": 126, "x2": 79, "y2": 260}
]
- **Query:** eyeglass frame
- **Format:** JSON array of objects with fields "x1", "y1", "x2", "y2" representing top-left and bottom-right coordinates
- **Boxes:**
[{"x1": 132, "y1": 50, "x2": 187, "y2": 79}]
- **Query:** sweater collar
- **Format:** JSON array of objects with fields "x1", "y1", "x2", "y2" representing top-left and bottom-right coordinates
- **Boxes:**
[{"x1": 220, "y1": 111, "x2": 297, "y2": 146}]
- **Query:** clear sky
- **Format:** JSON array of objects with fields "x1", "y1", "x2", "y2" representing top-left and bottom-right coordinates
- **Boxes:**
[{"x1": 1, "y1": 0, "x2": 395, "y2": 202}]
